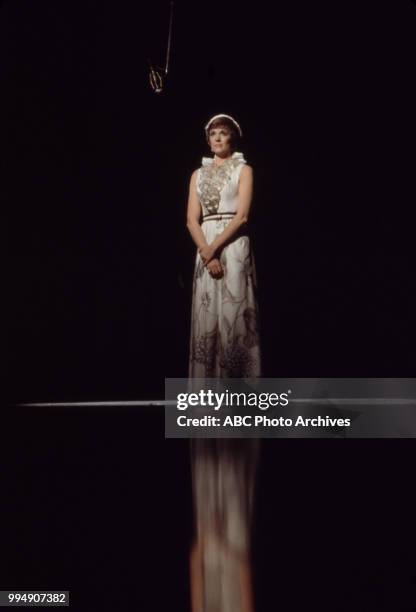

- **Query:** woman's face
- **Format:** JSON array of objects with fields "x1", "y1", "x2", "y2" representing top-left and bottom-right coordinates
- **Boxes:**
[{"x1": 208, "y1": 125, "x2": 232, "y2": 157}]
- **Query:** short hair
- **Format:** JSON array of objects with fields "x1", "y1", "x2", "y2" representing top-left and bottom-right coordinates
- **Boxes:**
[{"x1": 205, "y1": 117, "x2": 242, "y2": 151}]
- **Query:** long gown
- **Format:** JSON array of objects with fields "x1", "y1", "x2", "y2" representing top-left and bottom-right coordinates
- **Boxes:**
[
  {"x1": 189, "y1": 151, "x2": 261, "y2": 379},
  {"x1": 188, "y1": 151, "x2": 261, "y2": 611}
]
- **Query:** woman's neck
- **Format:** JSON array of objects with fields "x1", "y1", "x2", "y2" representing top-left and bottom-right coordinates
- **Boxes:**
[{"x1": 213, "y1": 153, "x2": 233, "y2": 166}]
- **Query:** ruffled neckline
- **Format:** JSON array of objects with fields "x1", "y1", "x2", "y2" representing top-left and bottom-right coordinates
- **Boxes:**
[{"x1": 202, "y1": 151, "x2": 246, "y2": 167}]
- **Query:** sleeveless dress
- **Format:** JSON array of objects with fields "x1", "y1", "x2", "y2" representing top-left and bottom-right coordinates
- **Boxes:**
[
  {"x1": 188, "y1": 151, "x2": 261, "y2": 378},
  {"x1": 188, "y1": 152, "x2": 261, "y2": 612}
]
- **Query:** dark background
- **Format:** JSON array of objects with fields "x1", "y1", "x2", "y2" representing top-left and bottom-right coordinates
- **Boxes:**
[{"x1": 3, "y1": 0, "x2": 416, "y2": 610}]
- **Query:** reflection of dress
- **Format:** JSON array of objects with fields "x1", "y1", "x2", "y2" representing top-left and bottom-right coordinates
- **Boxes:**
[
  {"x1": 188, "y1": 151, "x2": 261, "y2": 378},
  {"x1": 188, "y1": 152, "x2": 261, "y2": 611},
  {"x1": 191, "y1": 438, "x2": 259, "y2": 611}
]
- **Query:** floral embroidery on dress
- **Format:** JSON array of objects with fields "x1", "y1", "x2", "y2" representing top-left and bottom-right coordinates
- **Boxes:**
[
  {"x1": 201, "y1": 291, "x2": 211, "y2": 310},
  {"x1": 220, "y1": 338, "x2": 254, "y2": 378},
  {"x1": 198, "y1": 154, "x2": 245, "y2": 216},
  {"x1": 242, "y1": 307, "x2": 260, "y2": 349},
  {"x1": 192, "y1": 325, "x2": 219, "y2": 377}
]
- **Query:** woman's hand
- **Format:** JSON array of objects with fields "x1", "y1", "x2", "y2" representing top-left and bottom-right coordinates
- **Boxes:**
[
  {"x1": 199, "y1": 244, "x2": 216, "y2": 265},
  {"x1": 206, "y1": 258, "x2": 223, "y2": 279}
]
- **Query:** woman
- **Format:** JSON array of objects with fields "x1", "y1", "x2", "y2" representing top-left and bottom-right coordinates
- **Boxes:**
[
  {"x1": 187, "y1": 113, "x2": 261, "y2": 378},
  {"x1": 186, "y1": 114, "x2": 261, "y2": 612}
]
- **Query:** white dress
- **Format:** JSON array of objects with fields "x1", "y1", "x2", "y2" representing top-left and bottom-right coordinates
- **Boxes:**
[
  {"x1": 188, "y1": 152, "x2": 261, "y2": 611},
  {"x1": 188, "y1": 151, "x2": 261, "y2": 378}
]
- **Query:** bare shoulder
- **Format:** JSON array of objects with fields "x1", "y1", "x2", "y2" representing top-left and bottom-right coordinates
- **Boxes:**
[
  {"x1": 190, "y1": 168, "x2": 199, "y2": 184},
  {"x1": 240, "y1": 164, "x2": 253, "y2": 181},
  {"x1": 241, "y1": 164, "x2": 253, "y2": 176}
]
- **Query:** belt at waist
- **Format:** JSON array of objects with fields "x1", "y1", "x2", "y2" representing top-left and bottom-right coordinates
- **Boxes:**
[{"x1": 202, "y1": 212, "x2": 236, "y2": 222}]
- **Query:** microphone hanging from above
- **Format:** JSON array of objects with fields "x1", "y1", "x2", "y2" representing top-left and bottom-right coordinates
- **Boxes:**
[{"x1": 148, "y1": 1, "x2": 174, "y2": 94}]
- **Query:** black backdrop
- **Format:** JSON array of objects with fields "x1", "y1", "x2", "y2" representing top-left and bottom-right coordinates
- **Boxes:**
[{"x1": 3, "y1": 1, "x2": 416, "y2": 610}]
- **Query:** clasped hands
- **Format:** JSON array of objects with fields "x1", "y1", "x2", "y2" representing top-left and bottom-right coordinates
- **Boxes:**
[{"x1": 198, "y1": 244, "x2": 223, "y2": 279}]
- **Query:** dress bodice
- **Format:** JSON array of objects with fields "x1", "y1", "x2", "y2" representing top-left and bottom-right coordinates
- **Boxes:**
[{"x1": 196, "y1": 151, "x2": 246, "y2": 216}]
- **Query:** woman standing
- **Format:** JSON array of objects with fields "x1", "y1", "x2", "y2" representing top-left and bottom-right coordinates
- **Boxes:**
[
  {"x1": 187, "y1": 114, "x2": 261, "y2": 378},
  {"x1": 186, "y1": 114, "x2": 261, "y2": 612}
]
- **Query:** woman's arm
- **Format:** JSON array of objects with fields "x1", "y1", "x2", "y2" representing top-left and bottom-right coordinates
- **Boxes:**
[
  {"x1": 199, "y1": 165, "x2": 253, "y2": 264},
  {"x1": 186, "y1": 170, "x2": 208, "y2": 251}
]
